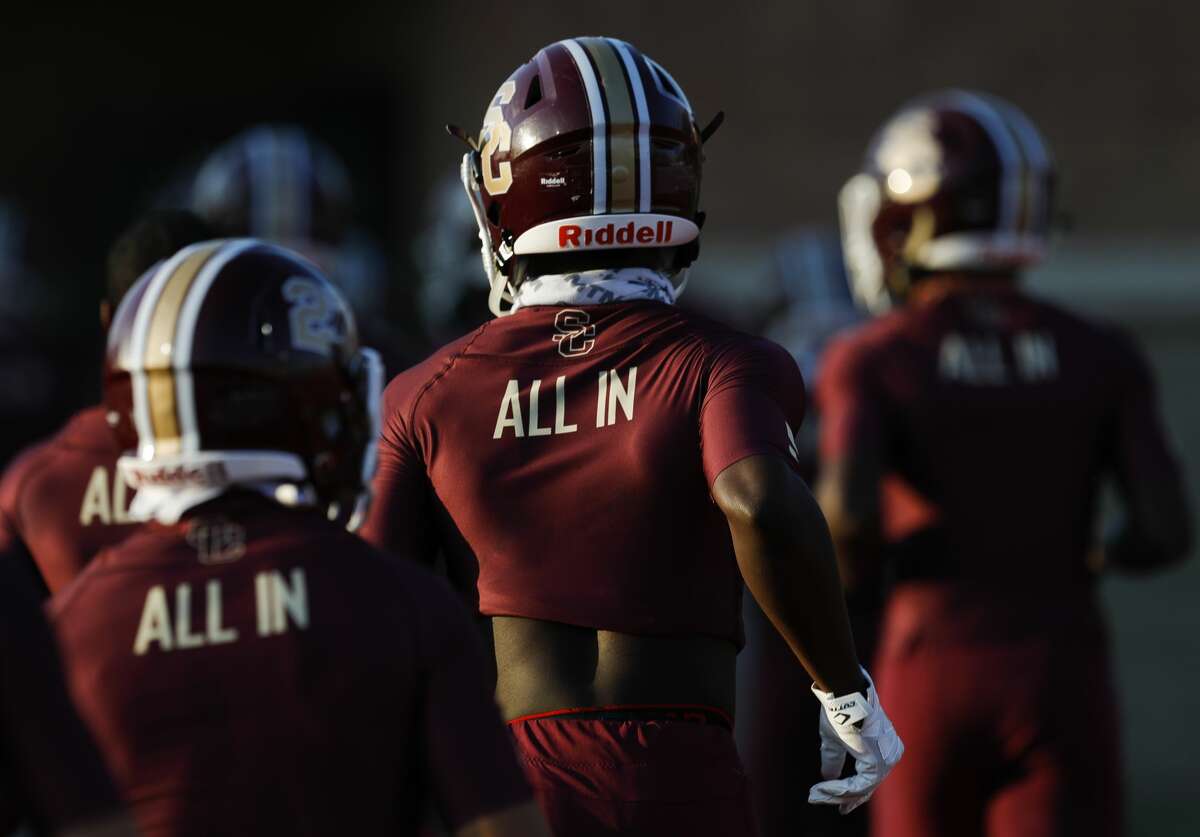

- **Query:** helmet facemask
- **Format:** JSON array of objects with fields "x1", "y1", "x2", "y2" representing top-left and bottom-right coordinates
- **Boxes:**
[{"x1": 459, "y1": 151, "x2": 518, "y2": 317}]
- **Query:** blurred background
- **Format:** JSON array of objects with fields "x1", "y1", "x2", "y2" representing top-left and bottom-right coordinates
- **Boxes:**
[{"x1": 1, "y1": 2, "x2": 1196, "y2": 833}]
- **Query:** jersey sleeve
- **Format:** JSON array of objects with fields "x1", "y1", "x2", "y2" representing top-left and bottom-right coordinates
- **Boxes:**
[
  {"x1": 816, "y1": 333, "x2": 884, "y2": 463},
  {"x1": 0, "y1": 561, "x2": 120, "y2": 831},
  {"x1": 416, "y1": 578, "x2": 530, "y2": 829},
  {"x1": 700, "y1": 337, "x2": 807, "y2": 486},
  {"x1": 359, "y1": 374, "x2": 438, "y2": 565}
]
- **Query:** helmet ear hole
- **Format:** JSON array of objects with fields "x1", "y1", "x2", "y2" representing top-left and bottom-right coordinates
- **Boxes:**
[
  {"x1": 487, "y1": 202, "x2": 501, "y2": 226},
  {"x1": 524, "y1": 75, "x2": 543, "y2": 109}
]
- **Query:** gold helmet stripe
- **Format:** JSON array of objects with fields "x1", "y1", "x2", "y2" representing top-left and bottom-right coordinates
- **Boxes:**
[
  {"x1": 140, "y1": 241, "x2": 224, "y2": 454},
  {"x1": 580, "y1": 37, "x2": 638, "y2": 213},
  {"x1": 610, "y1": 39, "x2": 653, "y2": 213}
]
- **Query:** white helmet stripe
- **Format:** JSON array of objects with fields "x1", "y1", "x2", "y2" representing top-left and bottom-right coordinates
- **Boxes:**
[
  {"x1": 944, "y1": 90, "x2": 1024, "y2": 235},
  {"x1": 128, "y1": 242, "x2": 211, "y2": 459},
  {"x1": 559, "y1": 39, "x2": 608, "y2": 215},
  {"x1": 173, "y1": 238, "x2": 259, "y2": 453},
  {"x1": 610, "y1": 39, "x2": 652, "y2": 214}
]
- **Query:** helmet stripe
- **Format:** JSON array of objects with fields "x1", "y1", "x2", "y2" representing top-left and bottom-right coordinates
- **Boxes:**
[
  {"x1": 134, "y1": 241, "x2": 225, "y2": 457},
  {"x1": 581, "y1": 38, "x2": 637, "y2": 213},
  {"x1": 610, "y1": 39, "x2": 652, "y2": 213},
  {"x1": 1000, "y1": 131, "x2": 1032, "y2": 234},
  {"x1": 944, "y1": 90, "x2": 1025, "y2": 236},
  {"x1": 978, "y1": 95, "x2": 1035, "y2": 234},
  {"x1": 993, "y1": 98, "x2": 1052, "y2": 235},
  {"x1": 173, "y1": 238, "x2": 260, "y2": 453},
  {"x1": 128, "y1": 243, "x2": 208, "y2": 459},
  {"x1": 558, "y1": 39, "x2": 608, "y2": 214}
]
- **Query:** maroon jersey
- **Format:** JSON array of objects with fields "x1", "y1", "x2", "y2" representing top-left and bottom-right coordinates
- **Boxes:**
[
  {"x1": 362, "y1": 300, "x2": 805, "y2": 645},
  {"x1": 0, "y1": 559, "x2": 121, "y2": 833},
  {"x1": 48, "y1": 494, "x2": 529, "y2": 837},
  {"x1": 0, "y1": 406, "x2": 137, "y2": 595},
  {"x1": 819, "y1": 285, "x2": 1178, "y2": 600}
]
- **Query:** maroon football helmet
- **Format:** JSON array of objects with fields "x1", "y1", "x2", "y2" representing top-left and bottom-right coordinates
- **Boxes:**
[
  {"x1": 104, "y1": 239, "x2": 382, "y2": 528},
  {"x1": 458, "y1": 37, "x2": 719, "y2": 315},
  {"x1": 839, "y1": 90, "x2": 1055, "y2": 312}
]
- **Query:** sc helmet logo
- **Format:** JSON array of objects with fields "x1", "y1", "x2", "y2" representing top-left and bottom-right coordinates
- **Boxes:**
[{"x1": 552, "y1": 309, "x2": 596, "y2": 358}]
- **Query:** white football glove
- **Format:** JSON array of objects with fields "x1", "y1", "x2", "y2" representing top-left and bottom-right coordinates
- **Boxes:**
[{"x1": 808, "y1": 668, "x2": 903, "y2": 814}]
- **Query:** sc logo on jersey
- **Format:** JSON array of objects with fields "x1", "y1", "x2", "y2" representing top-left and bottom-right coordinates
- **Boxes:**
[{"x1": 552, "y1": 309, "x2": 596, "y2": 358}]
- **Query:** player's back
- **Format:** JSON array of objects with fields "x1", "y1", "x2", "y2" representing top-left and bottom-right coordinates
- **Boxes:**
[
  {"x1": 0, "y1": 405, "x2": 137, "y2": 593},
  {"x1": 48, "y1": 492, "x2": 493, "y2": 837},
  {"x1": 823, "y1": 284, "x2": 1145, "y2": 599},
  {"x1": 374, "y1": 300, "x2": 803, "y2": 645}
]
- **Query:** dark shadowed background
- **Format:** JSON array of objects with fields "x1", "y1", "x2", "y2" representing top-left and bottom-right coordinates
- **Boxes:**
[{"x1": 1, "y1": 2, "x2": 1197, "y2": 833}]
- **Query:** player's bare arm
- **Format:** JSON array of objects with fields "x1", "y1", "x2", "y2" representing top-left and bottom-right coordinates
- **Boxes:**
[
  {"x1": 715, "y1": 453, "x2": 864, "y2": 695},
  {"x1": 715, "y1": 453, "x2": 902, "y2": 813}
]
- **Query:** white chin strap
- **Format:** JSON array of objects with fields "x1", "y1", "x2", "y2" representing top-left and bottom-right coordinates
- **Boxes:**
[{"x1": 460, "y1": 153, "x2": 517, "y2": 317}]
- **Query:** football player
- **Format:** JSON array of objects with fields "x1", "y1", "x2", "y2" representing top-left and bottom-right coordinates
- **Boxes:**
[
  {"x1": 818, "y1": 90, "x2": 1193, "y2": 837},
  {"x1": 0, "y1": 209, "x2": 215, "y2": 595},
  {"x1": 362, "y1": 38, "x2": 902, "y2": 835},
  {"x1": 48, "y1": 239, "x2": 548, "y2": 836}
]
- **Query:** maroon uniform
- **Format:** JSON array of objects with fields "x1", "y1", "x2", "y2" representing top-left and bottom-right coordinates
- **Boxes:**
[
  {"x1": 363, "y1": 299, "x2": 804, "y2": 833},
  {"x1": 0, "y1": 405, "x2": 136, "y2": 595},
  {"x1": 818, "y1": 286, "x2": 1178, "y2": 837},
  {"x1": 49, "y1": 494, "x2": 530, "y2": 837},
  {"x1": 0, "y1": 559, "x2": 122, "y2": 833},
  {"x1": 364, "y1": 300, "x2": 804, "y2": 638}
]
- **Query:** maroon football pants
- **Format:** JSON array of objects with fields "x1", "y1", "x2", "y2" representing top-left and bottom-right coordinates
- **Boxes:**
[
  {"x1": 508, "y1": 710, "x2": 757, "y2": 836},
  {"x1": 871, "y1": 634, "x2": 1122, "y2": 837}
]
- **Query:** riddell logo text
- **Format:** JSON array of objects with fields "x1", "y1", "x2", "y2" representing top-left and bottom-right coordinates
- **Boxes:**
[
  {"x1": 125, "y1": 462, "x2": 230, "y2": 488},
  {"x1": 558, "y1": 220, "x2": 675, "y2": 248}
]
